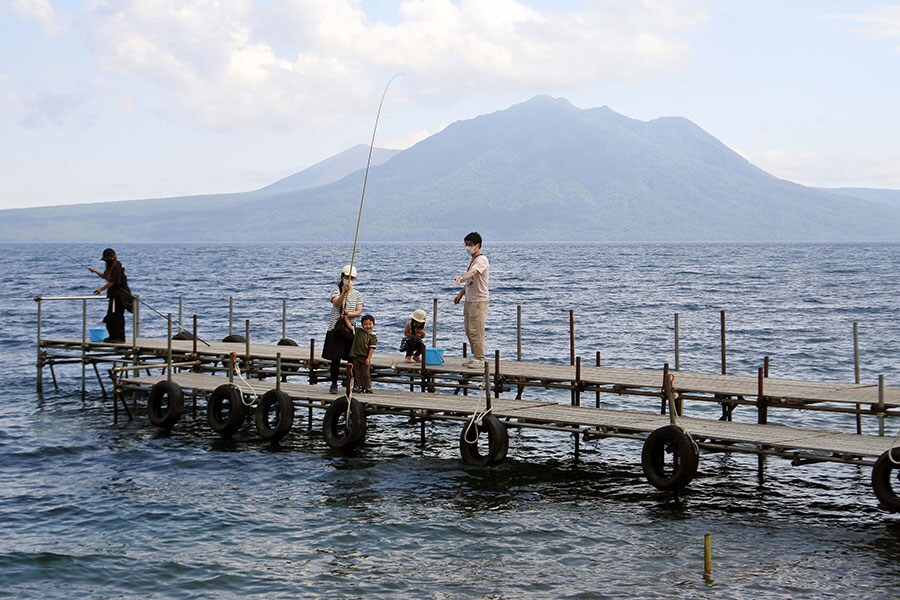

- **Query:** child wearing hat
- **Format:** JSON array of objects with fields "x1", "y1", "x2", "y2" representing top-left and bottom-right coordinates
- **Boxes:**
[{"x1": 401, "y1": 309, "x2": 427, "y2": 363}]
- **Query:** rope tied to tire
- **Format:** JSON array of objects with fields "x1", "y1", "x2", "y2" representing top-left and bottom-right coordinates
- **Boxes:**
[
  {"x1": 665, "y1": 373, "x2": 699, "y2": 456},
  {"x1": 231, "y1": 351, "x2": 258, "y2": 407},
  {"x1": 463, "y1": 406, "x2": 493, "y2": 444}
]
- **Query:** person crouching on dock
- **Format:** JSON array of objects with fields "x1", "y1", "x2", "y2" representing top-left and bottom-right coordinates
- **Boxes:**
[{"x1": 401, "y1": 309, "x2": 427, "y2": 363}]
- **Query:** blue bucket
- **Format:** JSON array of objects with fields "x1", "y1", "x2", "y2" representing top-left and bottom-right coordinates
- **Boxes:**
[
  {"x1": 89, "y1": 327, "x2": 106, "y2": 342},
  {"x1": 425, "y1": 347, "x2": 445, "y2": 365}
]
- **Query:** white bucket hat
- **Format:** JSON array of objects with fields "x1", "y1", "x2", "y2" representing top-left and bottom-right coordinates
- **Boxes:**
[
  {"x1": 410, "y1": 309, "x2": 427, "y2": 323},
  {"x1": 341, "y1": 264, "x2": 358, "y2": 278}
]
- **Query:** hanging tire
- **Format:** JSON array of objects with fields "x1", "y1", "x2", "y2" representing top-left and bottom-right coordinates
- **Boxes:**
[
  {"x1": 255, "y1": 389, "x2": 294, "y2": 442},
  {"x1": 641, "y1": 425, "x2": 700, "y2": 491},
  {"x1": 459, "y1": 414, "x2": 509, "y2": 466},
  {"x1": 208, "y1": 384, "x2": 247, "y2": 436},
  {"x1": 277, "y1": 338, "x2": 300, "y2": 373},
  {"x1": 322, "y1": 396, "x2": 367, "y2": 450},
  {"x1": 147, "y1": 380, "x2": 184, "y2": 429},
  {"x1": 872, "y1": 448, "x2": 900, "y2": 512}
]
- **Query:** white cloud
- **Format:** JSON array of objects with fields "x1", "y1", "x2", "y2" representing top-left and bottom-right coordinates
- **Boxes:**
[
  {"x1": 74, "y1": 0, "x2": 709, "y2": 129},
  {"x1": 828, "y1": 4, "x2": 900, "y2": 50},
  {"x1": 11, "y1": 0, "x2": 61, "y2": 34}
]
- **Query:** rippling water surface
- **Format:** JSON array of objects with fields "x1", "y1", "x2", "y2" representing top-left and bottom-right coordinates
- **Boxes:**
[{"x1": 1, "y1": 242, "x2": 899, "y2": 599}]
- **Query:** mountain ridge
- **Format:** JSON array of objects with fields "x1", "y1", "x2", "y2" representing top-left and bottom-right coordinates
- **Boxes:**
[{"x1": 2, "y1": 95, "x2": 899, "y2": 242}]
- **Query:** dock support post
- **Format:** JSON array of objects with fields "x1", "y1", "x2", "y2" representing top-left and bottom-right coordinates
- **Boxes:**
[
  {"x1": 483, "y1": 361, "x2": 491, "y2": 411},
  {"x1": 569, "y1": 310, "x2": 575, "y2": 366},
  {"x1": 228, "y1": 296, "x2": 234, "y2": 337},
  {"x1": 192, "y1": 315, "x2": 198, "y2": 357},
  {"x1": 854, "y1": 323, "x2": 862, "y2": 434},
  {"x1": 282, "y1": 299, "x2": 287, "y2": 340},
  {"x1": 595, "y1": 351, "x2": 601, "y2": 408},
  {"x1": 462, "y1": 343, "x2": 468, "y2": 397},
  {"x1": 308, "y1": 338, "x2": 317, "y2": 384},
  {"x1": 494, "y1": 350, "x2": 501, "y2": 399},
  {"x1": 166, "y1": 314, "x2": 173, "y2": 383},
  {"x1": 276, "y1": 353, "x2": 282, "y2": 391},
  {"x1": 517, "y1": 305, "x2": 522, "y2": 361},
  {"x1": 245, "y1": 319, "x2": 251, "y2": 377},
  {"x1": 81, "y1": 298, "x2": 87, "y2": 401},
  {"x1": 720, "y1": 310, "x2": 726, "y2": 375},
  {"x1": 134, "y1": 294, "x2": 140, "y2": 339},
  {"x1": 757, "y1": 366, "x2": 767, "y2": 482},
  {"x1": 674, "y1": 312, "x2": 680, "y2": 371},
  {"x1": 36, "y1": 299, "x2": 43, "y2": 394},
  {"x1": 178, "y1": 294, "x2": 183, "y2": 330},
  {"x1": 432, "y1": 297, "x2": 438, "y2": 348},
  {"x1": 574, "y1": 356, "x2": 581, "y2": 407},
  {"x1": 661, "y1": 363, "x2": 669, "y2": 415},
  {"x1": 878, "y1": 375, "x2": 885, "y2": 437}
]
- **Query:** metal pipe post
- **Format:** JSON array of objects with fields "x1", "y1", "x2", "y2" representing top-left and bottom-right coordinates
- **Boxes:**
[
  {"x1": 853, "y1": 322, "x2": 862, "y2": 434},
  {"x1": 720, "y1": 310, "x2": 726, "y2": 375},
  {"x1": 276, "y1": 353, "x2": 282, "y2": 391},
  {"x1": 36, "y1": 299, "x2": 42, "y2": 394},
  {"x1": 483, "y1": 360, "x2": 491, "y2": 411},
  {"x1": 517, "y1": 305, "x2": 522, "y2": 361},
  {"x1": 494, "y1": 350, "x2": 501, "y2": 399},
  {"x1": 432, "y1": 298, "x2": 438, "y2": 348},
  {"x1": 178, "y1": 294, "x2": 183, "y2": 329},
  {"x1": 228, "y1": 296, "x2": 234, "y2": 336},
  {"x1": 192, "y1": 315, "x2": 198, "y2": 356},
  {"x1": 133, "y1": 294, "x2": 140, "y2": 339},
  {"x1": 282, "y1": 299, "x2": 287, "y2": 340},
  {"x1": 81, "y1": 298, "x2": 87, "y2": 401},
  {"x1": 569, "y1": 309, "x2": 575, "y2": 366},
  {"x1": 166, "y1": 314, "x2": 173, "y2": 382},
  {"x1": 245, "y1": 319, "x2": 251, "y2": 375},
  {"x1": 878, "y1": 374, "x2": 885, "y2": 437},
  {"x1": 674, "y1": 312, "x2": 680, "y2": 371},
  {"x1": 595, "y1": 351, "x2": 601, "y2": 408}
]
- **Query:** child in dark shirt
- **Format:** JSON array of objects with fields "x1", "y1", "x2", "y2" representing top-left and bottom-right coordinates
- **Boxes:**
[{"x1": 348, "y1": 314, "x2": 377, "y2": 393}]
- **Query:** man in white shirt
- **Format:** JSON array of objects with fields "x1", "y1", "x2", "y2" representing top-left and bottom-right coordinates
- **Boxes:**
[{"x1": 453, "y1": 232, "x2": 490, "y2": 369}]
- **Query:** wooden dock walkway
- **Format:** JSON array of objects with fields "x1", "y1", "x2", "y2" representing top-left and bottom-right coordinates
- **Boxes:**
[{"x1": 37, "y1": 335, "x2": 900, "y2": 511}]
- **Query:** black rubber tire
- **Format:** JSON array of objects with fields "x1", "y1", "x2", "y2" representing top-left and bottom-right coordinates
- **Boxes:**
[
  {"x1": 255, "y1": 389, "x2": 294, "y2": 442},
  {"x1": 147, "y1": 380, "x2": 184, "y2": 429},
  {"x1": 276, "y1": 338, "x2": 300, "y2": 373},
  {"x1": 459, "y1": 414, "x2": 509, "y2": 466},
  {"x1": 207, "y1": 384, "x2": 247, "y2": 436},
  {"x1": 322, "y1": 396, "x2": 367, "y2": 450},
  {"x1": 172, "y1": 331, "x2": 195, "y2": 341},
  {"x1": 641, "y1": 425, "x2": 700, "y2": 491},
  {"x1": 872, "y1": 448, "x2": 900, "y2": 512}
]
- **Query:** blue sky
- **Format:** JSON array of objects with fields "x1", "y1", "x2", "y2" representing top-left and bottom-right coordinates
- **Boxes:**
[{"x1": 2, "y1": 0, "x2": 899, "y2": 209}]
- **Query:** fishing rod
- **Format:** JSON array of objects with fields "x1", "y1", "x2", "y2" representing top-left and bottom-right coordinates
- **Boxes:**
[{"x1": 347, "y1": 73, "x2": 404, "y2": 277}]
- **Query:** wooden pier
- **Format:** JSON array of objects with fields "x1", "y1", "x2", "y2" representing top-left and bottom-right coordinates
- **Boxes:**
[{"x1": 36, "y1": 333, "x2": 900, "y2": 512}]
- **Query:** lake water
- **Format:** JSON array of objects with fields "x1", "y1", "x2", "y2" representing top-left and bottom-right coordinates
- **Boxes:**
[{"x1": 1, "y1": 242, "x2": 899, "y2": 599}]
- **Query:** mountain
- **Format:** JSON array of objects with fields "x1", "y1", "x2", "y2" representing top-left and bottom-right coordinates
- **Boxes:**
[
  {"x1": 259, "y1": 144, "x2": 400, "y2": 193},
  {"x1": 819, "y1": 187, "x2": 900, "y2": 211},
  {"x1": 2, "y1": 95, "x2": 899, "y2": 242}
]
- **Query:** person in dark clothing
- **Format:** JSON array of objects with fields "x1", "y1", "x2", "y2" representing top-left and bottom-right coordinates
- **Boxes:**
[{"x1": 88, "y1": 248, "x2": 131, "y2": 343}]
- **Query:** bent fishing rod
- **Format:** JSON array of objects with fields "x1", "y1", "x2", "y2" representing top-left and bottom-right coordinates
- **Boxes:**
[{"x1": 346, "y1": 73, "x2": 404, "y2": 277}]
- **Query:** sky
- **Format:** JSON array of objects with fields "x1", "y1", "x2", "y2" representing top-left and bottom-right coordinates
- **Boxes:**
[{"x1": 2, "y1": 0, "x2": 900, "y2": 210}]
